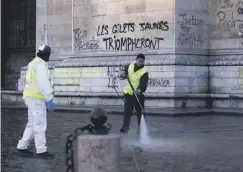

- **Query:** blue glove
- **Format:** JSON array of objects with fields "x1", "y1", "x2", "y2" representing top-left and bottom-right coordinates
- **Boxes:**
[
  {"x1": 46, "y1": 99, "x2": 55, "y2": 112},
  {"x1": 134, "y1": 89, "x2": 141, "y2": 95}
]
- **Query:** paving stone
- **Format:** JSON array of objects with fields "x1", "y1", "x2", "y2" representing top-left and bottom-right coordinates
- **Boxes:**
[{"x1": 1, "y1": 108, "x2": 243, "y2": 172}]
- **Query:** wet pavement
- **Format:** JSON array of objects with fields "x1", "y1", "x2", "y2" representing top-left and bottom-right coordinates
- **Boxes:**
[{"x1": 1, "y1": 108, "x2": 243, "y2": 172}]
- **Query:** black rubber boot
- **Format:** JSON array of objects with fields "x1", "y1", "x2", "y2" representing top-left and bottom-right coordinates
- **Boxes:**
[
  {"x1": 36, "y1": 152, "x2": 55, "y2": 159},
  {"x1": 120, "y1": 127, "x2": 129, "y2": 133},
  {"x1": 17, "y1": 148, "x2": 34, "y2": 157}
]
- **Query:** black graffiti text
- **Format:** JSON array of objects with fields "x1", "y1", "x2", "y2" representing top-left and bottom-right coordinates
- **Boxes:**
[
  {"x1": 112, "y1": 23, "x2": 135, "y2": 34},
  {"x1": 148, "y1": 78, "x2": 170, "y2": 87},
  {"x1": 40, "y1": 24, "x2": 47, "y2": 43},
  {"x1": 139, "y1": 21, "x2": 169, "y2": 31},
  {"x1": 178, "y1": 14, "x2": 204, "y2": 26},
  {"x1": 103, "y1": 36, "x2": 164, "y2": 51},
  {"x1": 217, "y1": 11, "x2": 243, "y2": 33},
  {"x1": 180, "y1": 25, "x2": 192, "y2": 32},
  {"x1": 218, "y1": 0, "x2": 233, "y2": 9},
  {"x1": 176, "y1": 13, "x2": 204, "y2": 48},
  {"x1": 177, "y1": 32, "x2": 203, "y2": 48},
  {"x1": 74, "y1": 28, "x2": 99, "y2": 51},
  {"x1": 217, "y1": 0, "x2": 243, "y2": 9},
  {"x1": 97, "y1": 24, "x2": 109, "y2": 36},
  {"x1": 107, "y1": 66, "x2": 124, "y2": 88},
  {"x1": 75, "y1": 37, "x2": 99, "y2": 51},
  {"x1": 73, "y1": 28, "x2": 87, "y2": 44}
]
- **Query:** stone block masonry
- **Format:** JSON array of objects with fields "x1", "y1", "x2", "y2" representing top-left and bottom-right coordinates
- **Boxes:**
[
  {"x1": 12, "y1": 0, "x2": 243, "y2": 109},
  {"x1": 208, "y1": 0, "x2": 243, "y2": 108}
]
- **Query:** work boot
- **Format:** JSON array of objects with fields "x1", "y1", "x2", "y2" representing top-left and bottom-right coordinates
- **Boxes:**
[
  {"x1": 120, "y1": 127, "x2": 129, "y2": 133},
  {"x1": 36, "y1": 152, "x2": 55, "y2": 159},
  {"x1": 17, "y1": 148, "x2": 34, "y2": 157}
]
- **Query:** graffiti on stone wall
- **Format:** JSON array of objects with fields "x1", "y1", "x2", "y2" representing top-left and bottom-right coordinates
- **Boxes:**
[
  {"x1": 107, "y1": 66, "x2": 124, "y2": 88},
  {"x1": 54, "y1": 67, "x2": 101, "y2": 92},
  {"x1": 73, "y1": 28, "x2": 99, "y2": 52},
  {"x1": 217, "y1": 11, "x2": 243, "y2": 31},
  {"x1": 148, "y1": 78, "x2": 170, "y2": 87},
  {"x1": 97, "y1": 21, "x2": 169, "y2": 51},
  {"x1": 49, "y1": 36, "x2": 59, "y2": 55},
  {"x1": 217, "y1": 0, "x2": 243, "y2": 9},
  {"x1": 53, "y1": 66, "x2": 172, "y2": 93},
  {"x1": 40, "y1": 24, "x2": 47, "y2": 44},
  {"x1": 54, "y1": 68, "x2": 100, "y2": 83},
  {"x1": 237, "y1": 66, "x2": 243, "y2": 90},
  {"x1": 215, "y1": 0, "x2": 243, "y2": 45},
  {"x1": 176, "y1": 13, "x2": 204, "y2": 48},
  {"x1": 230, "y1": 99, "x2": 241, "y2": 108},
  {"x1": 51, "y1": 47, "x2": 60, "y2": 56},
  {"x1": 57, "y1": 47, "x2": 72, "y2": 56},
  {"x1": 217, "y1": 10, "x2": 243, "y2": 44},
  {"x1": 102, "y1": 36, "x2": 164, "y2": 51},
  {"x1": 54, "y1": 68, "x2": 81, "y2": 85},
  {"x1": 50, "y1": 36, "x2": 57, "y2": 46},
  {"x1": 67, "y1": 97, "x2": 75, "y2": 105},
  {"x1": 107, "y1": 66, "x2": 171, "y2": 88},
  {"x1": 50, "y1": 47, "x2": 72, "y2": 56},
  {"x1": 49, "y1": 36, "x2": 72, "y2": 56}
]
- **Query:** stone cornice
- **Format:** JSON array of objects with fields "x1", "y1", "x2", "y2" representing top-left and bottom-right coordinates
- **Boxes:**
[
  {"x1": 209, "y1": 54, "x2": 243, "y2": 65},
  {"x1": 209, "y1": 49, "x2": 243, "y2": 56}
]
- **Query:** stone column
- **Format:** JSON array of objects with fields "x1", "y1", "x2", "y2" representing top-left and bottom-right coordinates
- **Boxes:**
[
  {"x1": 174, "y1": 0, "x2": 209, "y2": 108},
  {"x1": 76, "y1": 134, "x2": 120, "y2": 172},
  {"x1": 36, "y1": 0, "x2": 48, "y2": 50},
  {"x1": 208, "y1": 0, "x2": 243, "y2": 108}
]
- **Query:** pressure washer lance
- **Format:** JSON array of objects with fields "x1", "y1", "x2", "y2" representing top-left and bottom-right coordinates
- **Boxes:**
[
  {"x1": 113, "y1": 83, "x2": 142, "y2": 172},
  {"x1": 127, "y1": 76, "x2": 148, "y2": 172},
  {"x1": 114, "y1": 74, "x2": 138, "y2": 114},
  {"x1": 116, "y1": 73, "x2": 143, "y2": 172},
  {"x1": 129, "y1": 144, "x2": 143, "y2": 172},
  {"x1": 127, "y1": 77, "x2": 145, "y2": 117}
]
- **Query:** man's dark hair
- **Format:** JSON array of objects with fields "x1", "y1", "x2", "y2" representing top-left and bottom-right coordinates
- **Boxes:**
[{"x1": 137, "y1": 53, "x2": 145, "y2": 60}]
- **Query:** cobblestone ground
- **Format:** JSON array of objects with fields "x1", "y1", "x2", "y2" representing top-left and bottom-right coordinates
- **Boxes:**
[{"x1": 2, "y1": 108, "x2": 243, "y2": 172}]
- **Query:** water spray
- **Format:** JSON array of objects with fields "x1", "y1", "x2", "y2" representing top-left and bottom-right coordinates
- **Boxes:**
[{"x1": 126, "y1": 77, "x2": 151, "y2": 145}]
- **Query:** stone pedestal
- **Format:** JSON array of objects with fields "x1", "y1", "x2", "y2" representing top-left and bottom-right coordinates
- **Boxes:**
[{"x1": 76, "y1": 134, "x2": 120, "y2": 172}]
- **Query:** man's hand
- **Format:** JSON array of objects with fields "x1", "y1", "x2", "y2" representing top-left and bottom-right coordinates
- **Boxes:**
[
  {"x1": 119, "y1": 71, "x2": 127, "y2": 80},
  {"x1": 134, "y1": 89, "x2": 141, "y2": 95},
  {"x1": 46, "y1": 99, "x2": 55, "y2": 112}
]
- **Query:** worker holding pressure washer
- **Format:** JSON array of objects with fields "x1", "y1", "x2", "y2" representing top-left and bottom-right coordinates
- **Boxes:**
[{"x1": 119, "y1": 54, "x2": 149, "y2": 134}]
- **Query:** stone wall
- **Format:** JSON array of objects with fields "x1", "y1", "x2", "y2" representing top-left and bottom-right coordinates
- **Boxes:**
[
  {"x1": 72, "y1": 0, "x2": 175, "y2": 52},
  {"x1": 35, "y1": 0, "x2": 175, "y2": 55},
  {"x1": 174, "y1": 0, "x2": 209, "y2": 108},
  {"x1": 14, "y1": 0, "x2": 243, "y2": 108},
  {"x1": 208, "y1": 0, "x2": 243, "y2": 108},
  {"x1": 36, "y1": 0, "x2": 72, "y2": 58}
]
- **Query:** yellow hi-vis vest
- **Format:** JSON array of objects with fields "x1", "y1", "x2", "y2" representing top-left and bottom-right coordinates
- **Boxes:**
[
  {"x1": 123, "y1": 62, "x2": 148, "y2": 95},
  {"x1": 23, "y1": 57, "x2": 53, "y2": 100}
]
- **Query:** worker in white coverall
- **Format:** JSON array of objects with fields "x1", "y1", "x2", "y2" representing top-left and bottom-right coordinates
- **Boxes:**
[{"x1": 16, "y1": 45, "x2": 55, "y2": 159}]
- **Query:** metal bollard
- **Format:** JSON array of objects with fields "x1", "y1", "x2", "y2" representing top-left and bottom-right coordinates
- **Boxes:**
[{"x1": 65, "y1": 107, "x2": 121, "y2": 172}]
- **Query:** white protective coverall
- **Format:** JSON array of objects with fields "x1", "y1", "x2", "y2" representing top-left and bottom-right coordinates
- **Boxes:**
[{"x1": 17, "y1": 57, "x2": 53, "y2": 153}]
